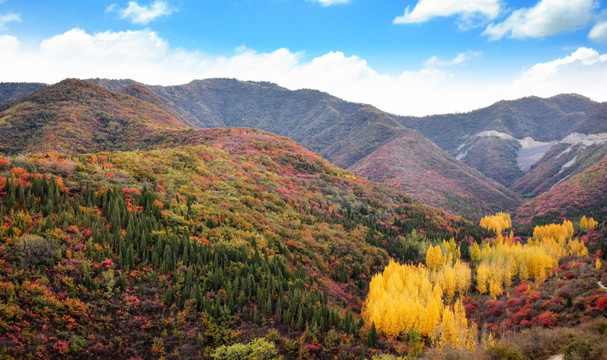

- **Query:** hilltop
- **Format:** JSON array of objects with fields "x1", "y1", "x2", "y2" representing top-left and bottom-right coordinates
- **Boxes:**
[
  {"x1": 0, "y1": 81, "x2": 46, "y2": 103},
  {"x1": 0, "y1": 79, "x2": 186, "y2": 155}
]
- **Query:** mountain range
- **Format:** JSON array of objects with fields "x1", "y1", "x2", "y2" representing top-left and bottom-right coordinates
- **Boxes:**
[
  {"x1": 0, "y1": 78, "x2": 606, "y2": 359},
  {"x1": 1, "y1": 78, "x2": 606, "y2": 222}
]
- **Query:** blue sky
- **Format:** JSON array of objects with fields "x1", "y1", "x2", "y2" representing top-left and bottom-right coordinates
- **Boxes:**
[{"x1": 1, "y1": 0, "x2": 607, "y2": 115}]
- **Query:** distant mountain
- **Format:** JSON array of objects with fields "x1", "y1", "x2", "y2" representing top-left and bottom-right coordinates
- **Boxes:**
[
  {"x1": 90, "y1": 78, "x2": 521, "y2": 219},
  {"x1": 515, "y1": 156, "x2": 607, "y2": 224},
  {"x1": 511, "y1": 139, "x2": 607, "y2": 198},
  {"x1": 6, "y1": 79, "x2": 605, "y2": 220},
  {"x1": 0, "y1": 79, "x2": 187, "y2": 154},
  {"x1": 350, "y1": 133, "x2": 521, "y2": 218},
  {"x1": 0, "y1": 82, "x2": 46, "y2": 103},
  {"x1": 398, "y1": 94, "x2": 603, "y2": 188},
  {"x1": 399, "y1": 94, "x2": 598, "y2": 152}
]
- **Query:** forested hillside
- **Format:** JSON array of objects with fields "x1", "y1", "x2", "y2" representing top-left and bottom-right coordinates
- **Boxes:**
[
  {"x1": 0, "y1": 128, "x2": 488, "y2": 359},
  {"x1": 0, "y1": 79, "x2": 186, "y2": 155},
  {"x1": 0, "y1": 79, "x2": 605, "y2": 359},
  {"x1": 515, "y1": 157, "x2": 607, "y2": 224}
]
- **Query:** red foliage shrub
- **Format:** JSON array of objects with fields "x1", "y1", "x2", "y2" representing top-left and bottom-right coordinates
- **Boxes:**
[
  {"x1": 507, "y1": 297, "x2": 523, "y2": 312},
  {"x1": 308, "y1": 344, "x2": 321, "y2": 352},
  {"x1": 512, "y1": 305, "x2": 534, "y2": 324},
  {"x1": 465, "y1": 302, "x2": 479, "y2": 317},
  {"x1": 124, "y1": 295, "x2": 141, "y2": 306},
  {"x1": 585, "y1": 294, "x2": 600, "y2": 310},
  {"x1": 123, "y1": 187, "x2": 142, "y2": 196},
  {"x1": 597, "y1": 295, "x2": 607, "y2": 310},
  {"x1": 514, "y1": 282, "x2": 529, "y2": 296},
  {"x1": 487, "y1": 301, "x2": 505, "y2": 317},
  {"x1": 538, "y1": 311, "x2": 558, "y2": 327},
  {"x1": 0, "y1": 156, "x2": 10, "y2": 167},
  {"x1": 10, "y1": 167, "x2": 29, "y2": 184},
  {"x1": 53, "y1": 340, "x2": 69, "y2": 355},
  {"x1": 565, "y1": 272, "x2": 575, "y2": 280},
  {"x1": 101, "y1": 258, "x2": 114, "y2": 269},
  {"x1": 526, "y1": 291, "x2": 542, "y2": 305}
]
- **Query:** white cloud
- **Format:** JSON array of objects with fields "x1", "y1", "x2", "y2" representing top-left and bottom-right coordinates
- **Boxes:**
[
  {"x1": 0, "y1": 34, "x2": 18, "y2": 49},
  {"x1": 394, "y1": 0, "x2": 501, "y2": 26},
  {"x1": 0, "y1": 12, "x2": 20, "y2": 30},
  {"x1": 423, "y1": 51, "x2": 481, "y2": 68},
  {"x1": 589, "y1": 21, "x2": 607, "y2": 43},
  {"x1": 509, "y1": 47, "x2": 607, "y2": 96},
  {"x1": 483, "y1": 0, "x2": 597, "y2": 40},
  {"x1": 310, "y1": 0, "x2": 351, "y2": 6},
  {"x1": 1, "y1": 28, "x2": 606, "y2": 117},
  {"x1": 115, "y1": 1, "x2": 175, "y2": 25}
]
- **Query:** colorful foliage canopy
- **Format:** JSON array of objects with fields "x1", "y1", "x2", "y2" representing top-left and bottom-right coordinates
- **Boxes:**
[
  {"x1": 363, "y1": 260, "x2": 476, "y2": 350},
  {"x1": 479, "y1": 212, "x2": 512, "y2": 234}
]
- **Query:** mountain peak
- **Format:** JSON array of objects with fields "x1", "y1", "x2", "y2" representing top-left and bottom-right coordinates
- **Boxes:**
[
  {"x1": 0, "y1": 79, "x2": 187, "y2": 155},
  {"x1": 26, "y1": 78, "x2": 121, "y2": 105}
]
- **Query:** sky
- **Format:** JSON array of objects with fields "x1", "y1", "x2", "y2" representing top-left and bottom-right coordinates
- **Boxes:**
[{"x1": 1, "y1": 0, "x2": 607, "y2": 116}]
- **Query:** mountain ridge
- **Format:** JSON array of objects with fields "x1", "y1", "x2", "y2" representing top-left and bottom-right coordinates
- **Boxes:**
[
  {"x1": 1, "y1": 78, "x2": 520, "y2": 220},
  {"x1": 2, "y1": 79, "x2": 605, "y2": 222},
  {"x1": 0, "y1": 79, "x2": 188, "y2": 155}
]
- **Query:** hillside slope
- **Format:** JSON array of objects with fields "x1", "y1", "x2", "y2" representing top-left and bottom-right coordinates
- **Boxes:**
[
  {"x1": 350, "y1": 135, "x2": 521, "y2": 217},
  {"x1": 398, "y1": 94, "x2": 604, "y2": 188},
  {"x1": 515, "y1": 156, "x2": 607, "y2": 223},
  {"x1": 0, "y1": 82, "x2": 46, "y2": 103},
  {"x1": 0, "y1": 127, "x2": 485, "y2": 359},
  {"x1": 99, "y1": 78, "x2": 520, "y2": 219},
  {"x1": 0, "y1": 79, "x2": 187, "y2": 155},
  {"x1": 512, "y1": 103, "x2": 607, "y2": 197},
  {"x1": 11, "y1": 79, "x2": 607, "y2": 219}
]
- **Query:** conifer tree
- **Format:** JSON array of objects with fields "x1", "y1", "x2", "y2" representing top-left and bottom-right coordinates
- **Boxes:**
[{"x1": 367, "y1": 322, "x2": 378, "y2": 348}]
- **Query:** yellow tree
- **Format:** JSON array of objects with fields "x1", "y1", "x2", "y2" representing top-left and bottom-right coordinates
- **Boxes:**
[
  {"x1": 580, "y1": 216, "x2": 589, "y2": 231},
  {"x1": 476, "y1": 263, "x2": 490, "y2": 294},
  {"x1": 470, "y1": 242, "x2": 481, "y2": 266},
  {"x1": 588, "y1": 217, "x2": 598, "y2": 229},
  {"x1": 426, "y1": 244, "x2": 446, "y2": 271},
  {"x1": 454, "y1": 260, "x2": 472, "y2": 295},
  {"x1": 438, "y1": 264, "x2": 457, "y2": 303},
  {"x1": 438, "y1": 307, "x2": 458, "y2": 349}
]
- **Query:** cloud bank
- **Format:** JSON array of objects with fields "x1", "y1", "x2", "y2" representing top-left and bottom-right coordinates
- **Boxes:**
[{"x1": 0, "y1": 28, "x2": 606, "y2": 116}]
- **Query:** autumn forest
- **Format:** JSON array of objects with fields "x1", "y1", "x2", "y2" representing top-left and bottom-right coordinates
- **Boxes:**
[{"x1": 0, "y1": 79, "x2": 606, "y2": 360}]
